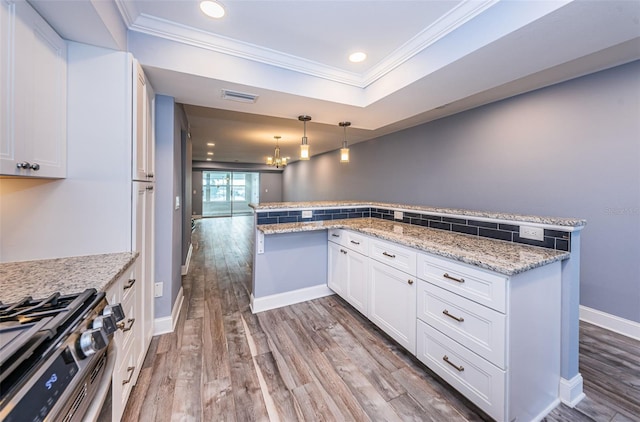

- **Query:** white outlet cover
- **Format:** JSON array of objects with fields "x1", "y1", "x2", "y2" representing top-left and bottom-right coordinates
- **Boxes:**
[
  {"x1": 519, "y1": 225, "x2": 544, "y2": 241},
  {"x1": 394, "y1": 211, "x2": 403, "y2": 220},
  {"x1": 302, "y1": 210, "x2": 313, "y2": 219}
]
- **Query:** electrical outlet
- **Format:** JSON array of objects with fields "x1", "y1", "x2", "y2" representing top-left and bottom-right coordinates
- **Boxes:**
[
  {"x1": 519, "y1": 225, "x2": 544, "y2": 241},
  {"x1": 394, "y1": 211, "x2": 403, "y2": 220},
  {"x1": 154, "y1": 282, "x2": 163, "y2": 298},
  {"x1": 302, "y1": 210, "x2": 313, "y2": 219}
]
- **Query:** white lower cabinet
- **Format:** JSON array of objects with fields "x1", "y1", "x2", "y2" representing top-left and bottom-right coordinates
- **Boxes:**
[
  {"x1": 368, "y1": 259, "x2": 416, "y2": 354},
  {"x1": 328, "y1": 231, "x2": 368, "y2": 315},
  {"x1": 105, "y1": 258, "x2": 145, "y2": 422},
  {"x1": 327, "y1": 229, "x2": 563, "y2": 422}
]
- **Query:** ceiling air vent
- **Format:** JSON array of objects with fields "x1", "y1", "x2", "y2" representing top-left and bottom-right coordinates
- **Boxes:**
[{"x1": 221, "y1": 89, "x2": 259, "y2": 103}]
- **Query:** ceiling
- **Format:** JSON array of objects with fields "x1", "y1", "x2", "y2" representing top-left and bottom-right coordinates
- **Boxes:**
[{"x1": 29, "y1": 0, "x2": 640, "y2": 165}]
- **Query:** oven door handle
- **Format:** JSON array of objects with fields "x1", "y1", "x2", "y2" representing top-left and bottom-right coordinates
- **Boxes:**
[{"x1": 82, "y1": 342, "x2": 116, "y2": 422}]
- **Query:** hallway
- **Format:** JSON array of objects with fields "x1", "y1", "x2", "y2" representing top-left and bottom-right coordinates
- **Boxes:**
[{"x1": 122, "y1": 216, "x2": 640, "y2": 421}]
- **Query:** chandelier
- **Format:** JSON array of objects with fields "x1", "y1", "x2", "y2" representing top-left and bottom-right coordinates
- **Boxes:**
[{"x1": 266, "y1": 136, "x2": 287, "y2": 168}]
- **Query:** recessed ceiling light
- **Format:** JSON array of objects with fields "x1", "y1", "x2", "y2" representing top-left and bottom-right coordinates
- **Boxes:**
[
  {"x1": 349, "y1": 52, "x2": 367, "y2": 63},
  {"x1": 207, "y1": 142, "x2": 215, "y2": 146},
  {"x1": 206, "y1": 158, "x2": 212, "y2": 161},
  {"x1": 200, "y1": 1, "x2": 225, "y2": 19},
  {"x1": 207, "y1": 152, "x2": 214, "y2": 155}
]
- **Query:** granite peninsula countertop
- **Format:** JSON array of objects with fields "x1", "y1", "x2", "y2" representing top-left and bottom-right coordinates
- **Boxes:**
[
  {"x1": 0, "y1": 252, "x2": 138, "y2": 304},
  {"x1": 256, "y1": 218, "x2": 569, "y2": 276},
  {"x1": 250, "y1": 201, "x2": 586, "y2": 228}
]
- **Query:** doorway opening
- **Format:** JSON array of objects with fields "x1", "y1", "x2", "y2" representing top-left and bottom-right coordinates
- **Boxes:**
[{"x1": 202, "y1": 171, "x2": 259, "y2": 217}]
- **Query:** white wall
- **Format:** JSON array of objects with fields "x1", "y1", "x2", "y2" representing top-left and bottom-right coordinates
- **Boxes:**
[{"x1": 283, "y1": 60, "x2": 640, "y2": 323}]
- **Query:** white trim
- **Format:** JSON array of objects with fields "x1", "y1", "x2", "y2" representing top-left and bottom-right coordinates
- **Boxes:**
[
  {"x1": 250, "y1": 284, "x2": 334, "y2": 314},
  {"x1": 181, "y1": 243, "x2": 193, "y2": 275},
  {"x1": 559, "y1": 375, "x2": 586, "y2": 407},
  {"x1": 153, "y1": 286, "x2": 184, "y2": 335},
  {"x1": 531, "y1": 398, "x2": 561, "y2": 422},
  {"x1": 580, "y1": 305, "x2": 640, "y2": 341}
]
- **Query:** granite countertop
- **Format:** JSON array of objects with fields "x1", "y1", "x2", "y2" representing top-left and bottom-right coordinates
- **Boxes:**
[
  {"x1": 250, "y1": 201, "x2": 586, "y2": 228},
  {"x1": 0, "y1": 252, "x2": 138, "y2": 304},
  {"x1": 257, "y1": 218, "x2": 569, "y2": 276}
]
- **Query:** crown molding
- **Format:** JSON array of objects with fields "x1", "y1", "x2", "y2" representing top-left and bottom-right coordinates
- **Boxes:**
[
  {"x1": 361, "y1": 0, "x2": 499, "y2": 87},
  {"x1": 122, "y1": 0, "x2": 498, "y2": 89}
]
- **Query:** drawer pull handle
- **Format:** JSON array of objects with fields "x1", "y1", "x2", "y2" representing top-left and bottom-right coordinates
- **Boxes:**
[
  {"x1": 350, "y1": 240, "x2": 360, "y2": 245},
  {"x1": 122, "y1": 366, "x2": 135, "y2": 385},
  {"x1": 443, "y1": 355, "x2": 464, "y2": 372},
  {"x1": 382, "y1": 252, "x2": 396, "y2": 258},
  {"x1": 332, "y1": 233, "x2": 340, "y2": 237},
  {"x1": 442, "y1": 309, "x2": 464, "y2": 322},
  {"x1": 118, "y1": 318, "x2": 136, "y2": 332},
  {"x1": 408, "y1": 279, "x2": 414, "y2": 285},
  {"x1": 123, "y1": 278, "x2": 136, "y2": 290},
  {"x1": 340, "y1": 249, "x2": 347, "y2": 255},
  {"x1": 443, "y1": 273, "x2": 464, "y2": 283}
]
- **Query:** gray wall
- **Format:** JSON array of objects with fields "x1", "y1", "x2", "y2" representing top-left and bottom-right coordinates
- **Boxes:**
[
  {"x1": 260, "y1": 172, "x2": 283, "y2": 203},
  {"x1": 154, "y1": 95, "x2": 186, "y2": 318},
  {"x1": 182, "y1": 126, "x2": 193, "y2": 264},
  {"x1": 283, "y1": 60, "x2": 640, "y2": 323}
]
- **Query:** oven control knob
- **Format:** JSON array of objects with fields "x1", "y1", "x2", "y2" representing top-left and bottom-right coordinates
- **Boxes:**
[
  {"x1": 78, "y1": 328, "x2": 109, "y2": 358},
  {"x1": 93, "y1": 314, "x2": 117, "y2": 335},
  {"x1": 103, "y1": 303, "x2": 125, "y2": 322}
]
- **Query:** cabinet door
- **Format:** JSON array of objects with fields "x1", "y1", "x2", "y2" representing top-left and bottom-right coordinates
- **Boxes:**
[
  {"x1": 327, "y1": 241, "x2": 347, "y2": 297},
  {"x1": 132, "y1": 60, "x2": 148, "y2": 181},
  {"x1": 1, "y1": 0, "x2": 66, "y2": 177},
  {"x1": 345, "y1": 249, "x2": 368, "y2": 315},
  {"x1": 132, "y1": 182, "x2": 155, "y2": 354},
  {"x1": 369, "y1": 260, "x2": 417, "y2": 354}
]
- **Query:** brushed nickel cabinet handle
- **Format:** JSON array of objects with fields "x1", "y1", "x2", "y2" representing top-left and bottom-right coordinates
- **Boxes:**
[
  {"x1": 118, "y1": 318, "x2": 135, "y2": 332},
  {"x1": 122, "y1": 366, "x2": 135, "y2": 385},
  {"x1": 16, "y1": 161, "x2": 31, "y2": 169},
  {"x1": 350, "y1": 240, "x2": 360, "y2": 245},
  {"x1": 123, "y1": 278, "x2": 136, "y2": 290},
  {"x1": 443, "y1": 355, "x2": 464, "y2": 372},
  {"x1": 442, "y1": 309, "x2": 464, "y2": 322},
  {"x1": 332, "y1": 233, "x2": 340, "y2": 237},
  {"x1": 382, "y1": 252, "x2": 396, "y2": 258},
  {"x1": 443, "y1": 273, "x2": 464, "y2": 283},
  {"x1": 340, "y1": 249, "x2": 347, "y2": 255},
  {"x1": 408, "y1": 279, "x2": 414, "y2": 285}
]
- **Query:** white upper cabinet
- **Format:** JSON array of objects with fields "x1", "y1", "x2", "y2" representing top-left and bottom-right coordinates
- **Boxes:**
[
  {"x1": 132, "y1": 60, "x2": 154, "y2": 181},
  {"x1": 1, "y1": 0, "x2": 66, "y2": 177}
]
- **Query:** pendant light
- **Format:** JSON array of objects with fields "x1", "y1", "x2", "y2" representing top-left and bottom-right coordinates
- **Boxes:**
[
  {"x1": 266, "y1": 136, "x2": 287, "y2": 168},
  {"x1": 298, "y1": 115, "x2": 311, "y2": 160},
  {"x1": 339, "y1": 121, "x2": 351, "y2": 163}
]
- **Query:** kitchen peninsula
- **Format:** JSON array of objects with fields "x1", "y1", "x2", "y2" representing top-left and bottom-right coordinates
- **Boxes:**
[{"x1": 250, "y1": 201, "x2": 586, "y2": 421}]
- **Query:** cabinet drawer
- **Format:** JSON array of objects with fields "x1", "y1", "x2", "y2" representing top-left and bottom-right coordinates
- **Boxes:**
[
  {"x1": 416, "y1": 320, "x2": 505, "y2": 421},
  {"x1": 370, "y1": 239, "x2": 416, "y2": 275},
  {"x1": 417, "y1": 281, "x2": 506, "y2": 368},
  {"x1": 118, "y1": 287, "x2": 138, "y2": 352},
  {"x1": 417, "y1": 253, "x2": 507, "y2": 313},
  {"x1": 328, "y1": 228, "x2": 345, "y2": 245},
  {"x1": 342, "y1": 230, "x2": 369, "y2": 255}
]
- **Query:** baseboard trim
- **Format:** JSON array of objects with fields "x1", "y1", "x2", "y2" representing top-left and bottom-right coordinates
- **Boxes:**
[
  {"x1": 559, "y1": 374, "x2": 586, "y2": 407},
  {"x1": 250, "y1": 284, "x2": 334, "y2": 314},
  {"x1": 532, "y1": 398, "x2": 561, "y2": 422},
  {"x1": 579, "y1": 305, "x2": 640, "y2": 341},
  {"x1": 153, "y1": 286, "x2": 184, "y2": 335},
  {"x1": 181, "y1": 243, "x2": 193, "y2": 276}
]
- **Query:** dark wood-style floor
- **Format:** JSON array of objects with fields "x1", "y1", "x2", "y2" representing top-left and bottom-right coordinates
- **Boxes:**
[{"x1": 123, "y1": 216, "x2": 640, "y2": 422}]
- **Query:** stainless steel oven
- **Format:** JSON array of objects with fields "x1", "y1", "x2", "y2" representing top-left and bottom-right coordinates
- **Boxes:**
[{"x1": 0, "y1": 289, "x2": 123, "y2": 422}]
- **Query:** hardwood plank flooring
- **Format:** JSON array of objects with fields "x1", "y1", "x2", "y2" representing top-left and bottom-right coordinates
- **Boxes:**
[{"x1": 123, "y1": 216, "x2": 640, "y2": 422}]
